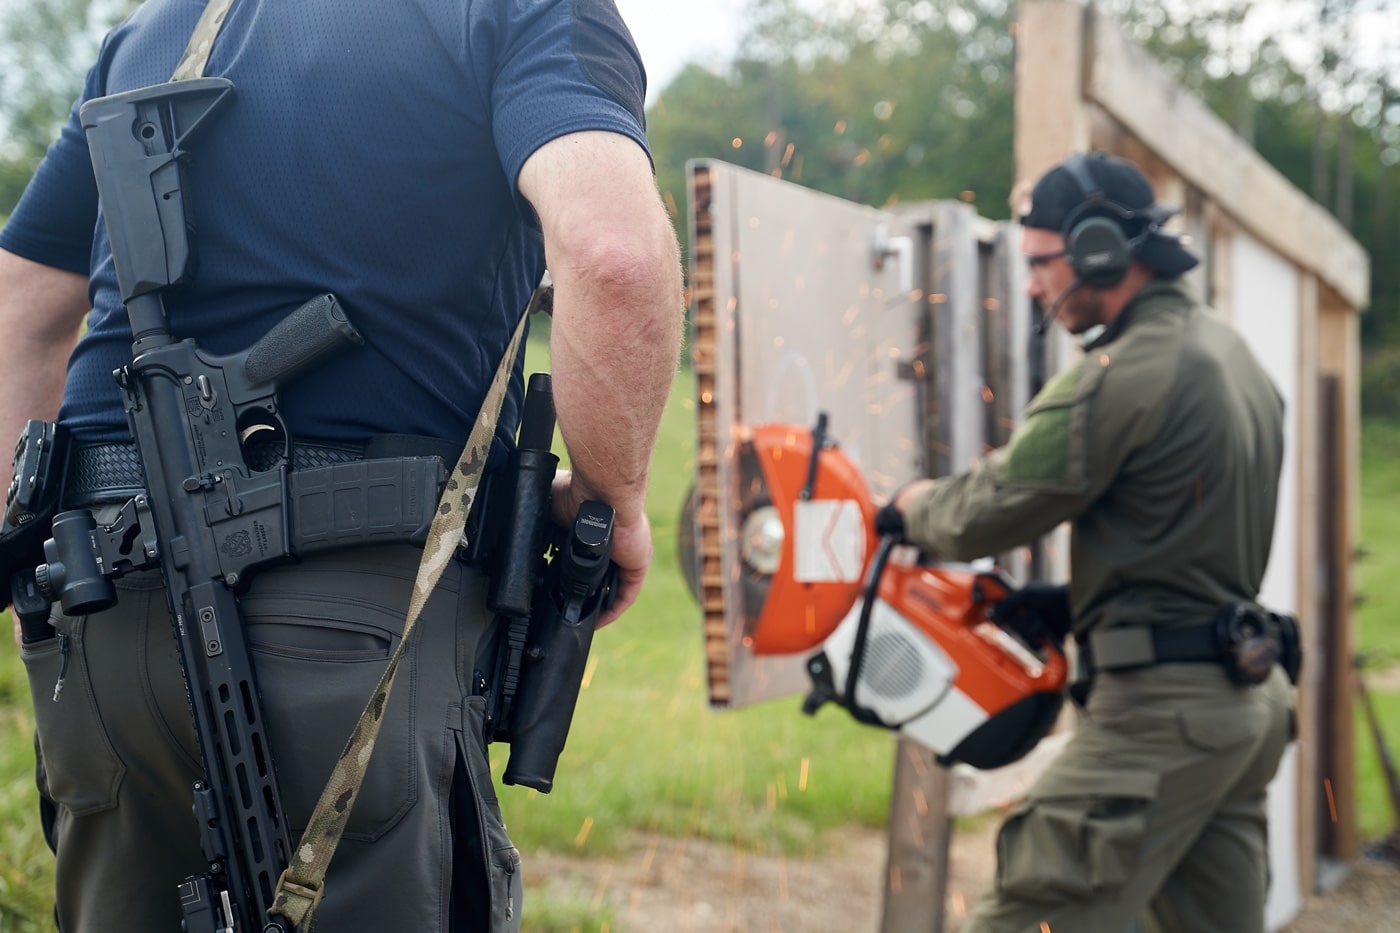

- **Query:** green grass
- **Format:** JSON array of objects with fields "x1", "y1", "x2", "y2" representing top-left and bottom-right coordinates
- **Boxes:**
[
  {"x1": 1353, "y1": 418, "x2": 1400, "y2": 844},
  {"x1": 1353, "y1": 685, "x2": 1400, "y2": 843},
  {"x1": 1357, "y1": 420, "x2": 1400, "y2": 667},
  {"x1": 0, "y1": 688, "x2": 48, "y2": 931},
  {"x1": 518, "y1": 896, "x2": 616, "y2": 933}
]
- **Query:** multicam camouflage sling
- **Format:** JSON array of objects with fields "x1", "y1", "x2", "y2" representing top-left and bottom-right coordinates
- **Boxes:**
[{"x1": 169, "y1": 0, "x2": 235, "y2": 82}]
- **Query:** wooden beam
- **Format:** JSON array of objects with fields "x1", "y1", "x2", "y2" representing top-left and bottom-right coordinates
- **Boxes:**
[
  {"x1": 1081, "y1": 4, "x2": 1370, "y2": 311},
  {"x1": 1296, "y1": 272, "x2": 1320, "y2": 891},
  {"x1": 1013, "y1": 1, "x2": 1092, "y2": 195},
  {"x1": 1319, "y1": 304, "x2": 1361, "y2": 861},
  {"x1": 687, "y1": 161, "x2": 733, "y2": 707},
  {"x1": 881, "y1": 741, "x2": 954, "y2": 933}
]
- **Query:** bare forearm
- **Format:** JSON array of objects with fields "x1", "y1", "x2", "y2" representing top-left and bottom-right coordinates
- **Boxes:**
[
  {"x1": 0, "y1": 248, "x2": 88, "y2": 492},
  {"x1": 0, "y1": 332, "x2": 76, "y2": 442},
  {"x1": 549, "y1": 250, "x2": 681, "y2": 522},
  {"x1": 518, "y1": 131, "x2": 683, "y2": 523}
]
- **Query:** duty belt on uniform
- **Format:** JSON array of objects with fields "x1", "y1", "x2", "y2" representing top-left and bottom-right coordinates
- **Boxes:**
[
  {"x1": 63, "y1": 439, "x2": 365, "y2": 507},
  {"x1": 60, "y1": 436, "x2": 473, "y2": 555},
  {"x1": 1083, "y1": 623, "x2": 1220, "y2": 673}
]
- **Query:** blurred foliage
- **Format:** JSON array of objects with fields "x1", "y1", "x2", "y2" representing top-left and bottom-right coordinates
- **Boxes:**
[
  {"x1": 1362, "y1": 348, "x2": 1400, "y2": 421},
  {"x1": 0, "y1": 0, "x2": 138, "y2": 215},
  {"x1": 644, "y1": 0, "x2": 1397, "y2": 344},
  {"x1": 648, "y1": 0, "x2": 1017, "y2": 267}
]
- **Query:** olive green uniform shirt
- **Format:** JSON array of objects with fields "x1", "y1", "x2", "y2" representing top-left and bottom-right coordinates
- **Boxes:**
[{"x1": 903, "y1": 278, "x2": 1285, "y2": 635}]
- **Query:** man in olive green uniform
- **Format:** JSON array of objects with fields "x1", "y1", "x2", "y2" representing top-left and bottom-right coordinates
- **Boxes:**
[{"x1": 888, "y1": 152, "x2": 1294, "y2": 933}]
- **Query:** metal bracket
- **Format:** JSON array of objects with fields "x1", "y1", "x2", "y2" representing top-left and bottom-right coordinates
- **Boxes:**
[{"x1": 870, "y1": 224, "x2": 914, "y2": 296}]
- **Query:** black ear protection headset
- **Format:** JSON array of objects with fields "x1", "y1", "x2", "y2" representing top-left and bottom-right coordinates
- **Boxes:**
[{"x1": 1059, "y1": 153, "x2": 1162, "y2": 288}]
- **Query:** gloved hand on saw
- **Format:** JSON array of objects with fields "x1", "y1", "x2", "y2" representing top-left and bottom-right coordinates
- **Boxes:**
[
  {"x1": 873, "y1": 502, "x2": 907, "y2": 540},
  {"x1": 992, "y1": 582, "x2": 1072, "y2": 648}
]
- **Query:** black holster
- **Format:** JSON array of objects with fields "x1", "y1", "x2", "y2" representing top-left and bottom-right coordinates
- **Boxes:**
[
  {"x1": 1215, "y1": 604, "x2": 1302, "y2": 686},
  {"x1": 2, "y1": 421, "x2": 69, "y2": 634}
]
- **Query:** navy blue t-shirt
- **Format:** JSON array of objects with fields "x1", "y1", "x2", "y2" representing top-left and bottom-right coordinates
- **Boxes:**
[{"x1": 0, "y1": 0, "x2": 649, "y2": 450}]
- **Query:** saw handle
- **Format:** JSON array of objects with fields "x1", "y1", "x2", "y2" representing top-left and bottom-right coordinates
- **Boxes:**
[
  {"x1": 841, "y1": 535, "x2": 898, "y2": 727},
  {"x1": 799, "y1": 411, "x2": 828, "y2": 501}
]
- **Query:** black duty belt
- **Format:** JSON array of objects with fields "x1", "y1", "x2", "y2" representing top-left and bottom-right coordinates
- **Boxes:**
[
  {"x1": 65, "y1": 437, "x2": 361, "y2": 504},
  {"x1": 62, "y1": 435, "x2": 465, "y2": 509},
  {"x1": 63, "y1": 440, "x2": 365, "y2": 508},
  {"x1": 58, "y1": 435, "x2": 473, "y2": 559},
  {"x1": 1083, "y1": 623, "x2": 1220, "y2": 673}
]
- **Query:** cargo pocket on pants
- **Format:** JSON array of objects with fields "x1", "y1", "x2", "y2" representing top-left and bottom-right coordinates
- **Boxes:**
[
  {"x1": 995, "y1": 766, "x2": 1159, "y2": 903},
  {"x1": 20, "y1": 621, "x2": 126, "y2": 815},
  {"x1": 459, "y1": 696, "x2": 522, "y2": 932},
  {"x1": 243, "y1": 593, "x2": 418, "y2": 842}
]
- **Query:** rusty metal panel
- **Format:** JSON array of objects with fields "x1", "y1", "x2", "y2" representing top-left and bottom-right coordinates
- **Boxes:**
[{"x1": 687, "y1": 159, "x2": 925, "y2": 709}]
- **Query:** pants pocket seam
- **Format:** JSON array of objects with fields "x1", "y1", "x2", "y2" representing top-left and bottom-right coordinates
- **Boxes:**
[
  {"x1": 22, "y1": 625, "x2": 128, "y2": 816},
  {"x1": 461, "y1": 698, "x2": 521, "y2": 930}
]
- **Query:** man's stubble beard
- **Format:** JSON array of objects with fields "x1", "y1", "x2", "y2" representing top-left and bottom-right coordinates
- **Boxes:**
[{"x1": 1063, "y1": 288, "x2": 1107, "y2": 336}]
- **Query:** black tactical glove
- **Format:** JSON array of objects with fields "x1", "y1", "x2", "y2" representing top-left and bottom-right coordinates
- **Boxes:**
[
  {"x1": 873, "y1": 502, "x2": 906, "y2": 540},
  {"x1": 991, "y1": 582, "x2": 1072, "y2": 648}
]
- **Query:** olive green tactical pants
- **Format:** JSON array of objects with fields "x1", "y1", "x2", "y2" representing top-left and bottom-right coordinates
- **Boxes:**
[
  {"x1": 21, "y1": 545, "x2": 521, "y2": 933},
  {"x1": 964, "y1": 663, "x2": 1293, "y2": 933}
]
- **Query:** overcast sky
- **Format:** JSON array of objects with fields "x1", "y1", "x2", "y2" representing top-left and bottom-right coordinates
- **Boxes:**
[
  {"x1": 611, "y1": 0, "x2": 1400, "y2": 108},
  {"x1": 611, "y1": 0, "x2": 746, "y2": 102}
]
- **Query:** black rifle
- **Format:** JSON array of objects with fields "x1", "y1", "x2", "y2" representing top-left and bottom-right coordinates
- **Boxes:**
[
  {"x1": 20, "y1": 77, "x2": 436, "y2": 933},
  {"x1": 463, "y1": 373, "x2": 619, "y2": 793}
]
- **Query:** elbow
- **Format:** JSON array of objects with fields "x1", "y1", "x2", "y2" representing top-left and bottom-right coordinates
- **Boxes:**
[{"x1": 561, "y1": 221, "x2": 679, "y2": 305}]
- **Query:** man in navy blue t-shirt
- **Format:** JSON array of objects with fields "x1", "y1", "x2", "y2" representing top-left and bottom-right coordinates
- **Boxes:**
[{"x1": 0, "y1": 0, "x2": 682, "y2": 929}]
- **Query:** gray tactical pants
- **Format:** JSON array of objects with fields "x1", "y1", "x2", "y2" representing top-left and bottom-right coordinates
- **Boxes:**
[
  {"x1": 21, "y1": 544, "x2": 521, "y2": 933},
  {"x1": 965, "y1": 662, "x2": 1294, "y2": 933}
]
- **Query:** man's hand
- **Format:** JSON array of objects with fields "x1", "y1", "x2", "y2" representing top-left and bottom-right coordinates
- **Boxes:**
[
  {"x1": 550, "y1": 470, "x2": 650, "y2": 627},
  {"x1": 873, "y1": 501, "x2": 906, "y2": 540},
  {"x1": 991, "y1": 581, "x2": 1072, "y2": 648}
]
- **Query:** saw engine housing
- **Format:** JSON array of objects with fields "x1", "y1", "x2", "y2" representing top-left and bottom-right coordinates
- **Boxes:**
[{"x1": 738, "y1": 420, "x2": 1067, "y2": 769}]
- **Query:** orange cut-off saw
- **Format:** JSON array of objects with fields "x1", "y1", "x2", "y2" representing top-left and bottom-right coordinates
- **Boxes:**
[{"x1": 735, "y1": 416, "x2": 1067, "y2": 769}]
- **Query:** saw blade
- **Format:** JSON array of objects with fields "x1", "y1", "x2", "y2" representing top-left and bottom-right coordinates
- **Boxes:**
[
  {"x1": 679, "y1": 438, "x2": 782, "y2": 639},
  {"x1": 677, "y1": 481, "x2": 701, "y2": 603},
  {"x1": 736, "y1": 436, "x2": 778, "y2": 637}
]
